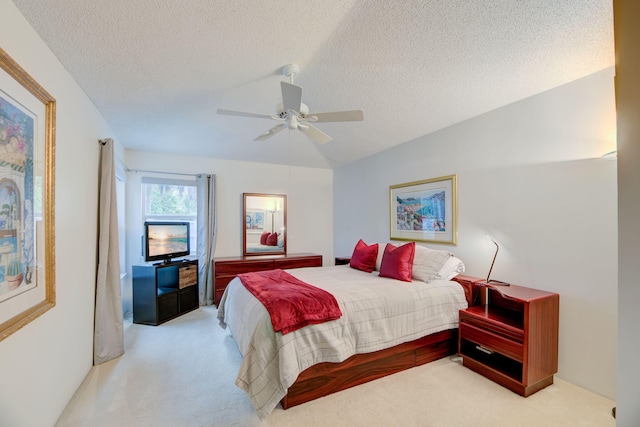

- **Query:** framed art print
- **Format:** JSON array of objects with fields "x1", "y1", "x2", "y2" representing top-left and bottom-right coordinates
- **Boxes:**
[
  {"x1": 0, "y1": 48, "x2": 56, "y2": 342},
  {"x1": 390, "y1": 174, "x2": 457, "y2": 245}
]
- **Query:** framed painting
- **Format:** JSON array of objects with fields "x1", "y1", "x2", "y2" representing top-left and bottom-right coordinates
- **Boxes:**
[
  {"x1": 0, "y1": 48, "x2": 56, "y2": 342},
  {"x1": 390, "y1": 174, "x2": 457, "y2": 245}
]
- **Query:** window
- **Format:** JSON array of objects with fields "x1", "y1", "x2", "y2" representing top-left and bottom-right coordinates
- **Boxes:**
[{"x1": 141, "y1": 177, "x2": 197, "y2": 258}]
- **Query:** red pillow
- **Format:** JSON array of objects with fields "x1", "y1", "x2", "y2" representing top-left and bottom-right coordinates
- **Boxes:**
[
  {"x1": 260, "y1": 231, "x2": 270, "y2": 245},
  {"x1": 379, "y1": 242, "x2": 416, "y2": 282},
  {"x1": 349, "y1": 239, "x2": 379, "y2": 273},
  {"x1": 266, "y1": 232, "x2": 278, "y2": 246}
]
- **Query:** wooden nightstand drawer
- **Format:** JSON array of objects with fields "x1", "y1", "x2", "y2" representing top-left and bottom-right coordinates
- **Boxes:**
[
  {"x1": 460, "y1": 310, "x2": 524, "y2": 343},
  {"x1": 459, "y1": 322, "x2": 523, "y2": 362}
]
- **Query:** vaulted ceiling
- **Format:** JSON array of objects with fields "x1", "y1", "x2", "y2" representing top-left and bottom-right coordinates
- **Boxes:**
[{"x1": 12, "y1": 0, "x2": 614, "y2": 169}]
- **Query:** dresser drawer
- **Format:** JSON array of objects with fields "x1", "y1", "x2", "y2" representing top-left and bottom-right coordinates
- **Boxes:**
[
  {"x1": 215, "y1": 288, "x2": 226, "y2": 304},
  {"x1": 275, "y1": 255, "x2": 322, "y2": 269},
  {"x1": 213, "y1": 254, "x2": 323, "y2": 304},
  {"x1": 215, "y1": 260, "x2": 273, "y2": 274},
  {"x1": 459, "y1": 322, "x2": 523, "y2": 362},
  {"x1": 214, "y1": 275, "x2": 237, "y2": 302}
]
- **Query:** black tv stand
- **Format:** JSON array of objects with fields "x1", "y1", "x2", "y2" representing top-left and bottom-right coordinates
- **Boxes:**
[{"x1": 133, "y1": 259, "x2": 199, "y2": 325}]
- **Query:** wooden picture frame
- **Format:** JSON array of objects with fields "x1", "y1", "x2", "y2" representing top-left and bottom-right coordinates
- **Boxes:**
[
  {"x1": 390, "y1": 174, "x2": 457, "y2": 245},
  {"x1": 243, "y1": 193, "x2": 286, "y2": 256},
  {"x1": 0, "y1": 48, "x2": 56, "y2": 342}
]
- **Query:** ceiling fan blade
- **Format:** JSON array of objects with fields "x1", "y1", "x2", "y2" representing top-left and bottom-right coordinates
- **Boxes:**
[
  {"x1": 254, "y1": 123, "x2": 287, "y2": 141},
  {"x1": 217, "y1": 108, "x2": 277, "y2": 120},
  {"x1": 281, "y1": 81, "x2": 302, "y2": 112},
  {"x1": 299, "y1": 124, "x2": 332, "y2": 144},
  {"x1": 307, "y1": 110, "x2": 364, "y2": 122}
]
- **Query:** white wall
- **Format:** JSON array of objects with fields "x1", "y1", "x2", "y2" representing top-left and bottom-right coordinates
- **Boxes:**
[
  {"x1": 334, "y1": 68, "x2": 618, "y2": 400},
  {"x1": 0, "y1": 1, "x2": 123, "y2": 426},
  {"x1": 614, "y1": 1, "x2": 640, "y2": 425},
  {"x1": 124, "y1": 150, "x2": 334, "y2": 311}
]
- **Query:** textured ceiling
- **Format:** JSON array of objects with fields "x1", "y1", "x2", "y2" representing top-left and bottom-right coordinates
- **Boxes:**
[{"x1": 12, "y1": 0, "x2": 614, "y2": 169}]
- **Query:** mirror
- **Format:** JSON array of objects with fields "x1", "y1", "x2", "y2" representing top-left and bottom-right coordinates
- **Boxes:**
[{"x1": 243, "y1": 193, "x2": 287, "y2": 256}]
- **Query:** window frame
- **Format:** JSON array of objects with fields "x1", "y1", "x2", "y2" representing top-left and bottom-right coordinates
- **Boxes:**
[{"x1": 140, "y1": 177, "x2": 198, "y2": 260}]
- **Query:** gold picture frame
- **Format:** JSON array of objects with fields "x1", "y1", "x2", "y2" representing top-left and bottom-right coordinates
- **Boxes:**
[
  {"x1": 390, "y1": 174, "x2": 457, "y2": 245},
  {"x1": 0, "y1": 48, "x2": 56, "y2": 342}
]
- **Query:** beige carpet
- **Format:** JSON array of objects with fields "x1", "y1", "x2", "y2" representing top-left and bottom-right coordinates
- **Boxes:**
[{"x1": 55, "y1": 306, "x2": 615, "y2": 427}]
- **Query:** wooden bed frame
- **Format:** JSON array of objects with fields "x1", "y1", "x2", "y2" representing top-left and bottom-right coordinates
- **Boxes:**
[
  {"x1": 281, "y1": 277, "x2": 481, "y2": 409},
  {"x1": 281, "y1": 328, "x2": 457, "y2": 409}
]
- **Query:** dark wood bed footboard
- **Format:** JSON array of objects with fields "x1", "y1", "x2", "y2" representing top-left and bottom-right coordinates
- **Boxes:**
[{"x1": 281, "y1": 328, "x2": 457, "y2": 409}]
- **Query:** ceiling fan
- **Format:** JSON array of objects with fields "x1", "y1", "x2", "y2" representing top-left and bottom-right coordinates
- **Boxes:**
[{"x1": 217, "y1": 64, "x2": 364, "y2": 144}]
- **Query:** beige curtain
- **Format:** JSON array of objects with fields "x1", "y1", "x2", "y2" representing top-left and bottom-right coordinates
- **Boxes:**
[
  {"x1": 94, "y1": 138, "x2": 124, "y2": 365},
  {"x1": 196, "y1": 174, "x2": 216, "y2": 305}
]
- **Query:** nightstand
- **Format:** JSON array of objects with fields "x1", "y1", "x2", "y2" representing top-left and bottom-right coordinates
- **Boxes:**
[
  {"x1": 334, "y1": 257, "x2": 351, "y2": 266},
  {"x1": 458, "y1": 283, "x2": 559, "y2": 397},
  {"x1": 451, "y1": 274, "x2": 485, "y2": 306}
]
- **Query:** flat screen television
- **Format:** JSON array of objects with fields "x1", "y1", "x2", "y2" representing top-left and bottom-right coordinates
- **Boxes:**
[{"x1": 144, "y1": 221, "x2": 190, "y2": 263}]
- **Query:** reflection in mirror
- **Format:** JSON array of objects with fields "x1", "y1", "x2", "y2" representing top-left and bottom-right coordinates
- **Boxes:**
[{"x1": 243, "y1": 193, "x2": 287, "y2": 256}]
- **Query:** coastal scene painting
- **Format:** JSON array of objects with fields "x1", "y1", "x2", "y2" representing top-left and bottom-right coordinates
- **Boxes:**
[
  {"x1": 395, "y1": 188, "x2": 446, "y2": 232},
  {"x1": 389, "y1": 175, "x2": 457, "y2": 245}
]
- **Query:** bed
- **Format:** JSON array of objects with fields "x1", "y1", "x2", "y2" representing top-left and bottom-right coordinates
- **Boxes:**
[
  {"x1": 246, "y1": 230, "x2": 285, "y2": 254},
  {"x1": 217, "y1": 241, "x2": 476, "y2": 418},
  {"x1": 245, "y1": 242, "x2": 285, "y2": 253}
]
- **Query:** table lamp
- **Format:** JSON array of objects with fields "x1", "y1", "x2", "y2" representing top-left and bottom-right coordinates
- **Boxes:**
[{"x1": 486, "y1": 235, "x2": 509, "y2": 286}]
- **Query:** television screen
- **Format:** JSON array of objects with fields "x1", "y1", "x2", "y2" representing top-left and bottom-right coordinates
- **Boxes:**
[{"x1": 144, "y1": 221, "x2": 190, "y2": 262}]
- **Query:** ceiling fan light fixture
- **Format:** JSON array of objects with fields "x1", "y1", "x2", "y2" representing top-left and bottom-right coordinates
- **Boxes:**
[
  {"x1": 276, "y1": 102, "x2": 308, "y2": 116},
  {"x1": 217, "y1": 63, "x2": 363, "y2": 144}
]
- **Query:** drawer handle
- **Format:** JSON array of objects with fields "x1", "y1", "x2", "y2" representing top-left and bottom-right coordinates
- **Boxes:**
[{"x1": 476, "y1": 345, "x2": 494, "y2": 355}]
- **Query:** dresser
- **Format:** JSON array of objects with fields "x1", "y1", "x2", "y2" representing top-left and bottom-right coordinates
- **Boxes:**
[
  {"x1": 458, "y1": 283, "x2": 559, "y2": 396},
  {"x1": 213, "y1": 253, "x2": 323, "y2": 304}
]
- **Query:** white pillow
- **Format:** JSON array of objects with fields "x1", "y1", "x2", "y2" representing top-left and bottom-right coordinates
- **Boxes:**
[
  {"x1": 374, "y1": 243, "x2": 464, "y2": 281},
  {"x1": 412, "y1": 245, "x2": 453, "y2": 282},
  {"x1": 437, "y1": 256, "x2": 465, "y2": 280}
]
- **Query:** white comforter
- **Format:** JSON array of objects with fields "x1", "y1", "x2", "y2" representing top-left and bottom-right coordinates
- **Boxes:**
[{"x1": 217, "y1": 265, "x2": 468, "y2": 418}]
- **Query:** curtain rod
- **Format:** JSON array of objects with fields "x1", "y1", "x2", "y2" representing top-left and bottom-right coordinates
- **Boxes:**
[
  {"x1": 125, "y1": 167, "x2": 199, "y2": 177},
  {"x1": 98, "y1": 139, "x2": 202, "y2": 177}
]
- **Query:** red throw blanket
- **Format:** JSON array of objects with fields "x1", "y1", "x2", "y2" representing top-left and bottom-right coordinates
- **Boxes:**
[{"x1": 237, "y1": 269, "x2": 342, "y2": 334}]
